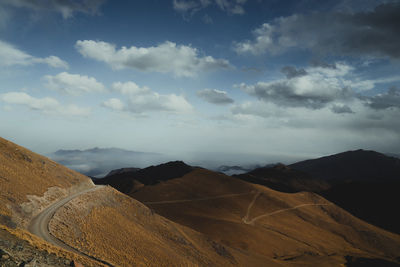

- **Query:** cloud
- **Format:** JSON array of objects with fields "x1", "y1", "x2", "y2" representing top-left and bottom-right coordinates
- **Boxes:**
[
  {"x1": 103, "y1": 81, "x2": 193, "y2": 114},
  {"x1": 0, "y1": 92, "x2": 90, "y2": 116},
  {"x1": 102, "y1": 98, "x2": 124, "y2": 111},
  {"x1": 0, "y1": 0, "x2": 105, "y2": 19},
  {"x1": 231, "y1": 101, "x2": 287, "y2": 118},
  {"x1": 173, "y1": 0, "x2": 247, "y2": 16},
  {"x1": 331, "y1": 103, "x2": 354, "y2": 114},
  {"x1": 44, "y1": 72, "x2": 105, "y2": 96},
  {"x1": 76, "y1": 40, "x2": 231, "y2": 77},
  {"x1": 33, "y1": 56, "x2": 69, "y2": 69},
  {"x1": 197, "y1": 88, "x2": 234, "y2": 104},
  {"x1": 281, "y1": 66, "x2": 308, "y2": 79},
  {"x1": 237, "y1": 63, "x2": 354, "y2": 110},
  {"x1": 365, "y1": 87, "x2": 400, "y2": 110},
  {"x1": 234, "y1": 2, "x2": 400, "y2": 59},
  {"x1": 0, "y1": 40, "x2": 68, "y2": 68}
]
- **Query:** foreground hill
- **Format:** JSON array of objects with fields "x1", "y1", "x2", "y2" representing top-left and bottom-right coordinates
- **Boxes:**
[
  {"x1": 0, "y1": 137, "x2": 271, "y2": 266},
  {"x1": 100, "y1": 165, "x2": 400, "y2": 266},
  {"x1": 0, "y1": 137, "x2": 94, "y2": 228}
]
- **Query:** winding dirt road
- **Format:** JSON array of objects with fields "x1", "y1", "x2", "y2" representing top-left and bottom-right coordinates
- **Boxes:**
[
  {"x1": 27, "y1": 185, "x2": 113, "y2": 266},
  {"x1": 143, "y1": 192, "x2": 252, "y2": 205},
  {"x1": 243, "y1": 201, "x2": 332, "y2": 225}
]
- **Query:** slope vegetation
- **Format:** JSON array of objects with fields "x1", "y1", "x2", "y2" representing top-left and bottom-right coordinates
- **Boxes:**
[
  {"x1": 125, "y1": 168, "x2": 400, "y2": 266},
  {"x1": 0, "y1": 137, "x2": 94, "y2": 228},
  {"x1": 49, "y1": 186, "x2": 276, "y2": 266},
  {"x1": 2, "y1": 137, "x2": 270, "y2": 266}
]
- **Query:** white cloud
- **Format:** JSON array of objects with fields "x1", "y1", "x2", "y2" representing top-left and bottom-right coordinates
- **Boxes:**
[
  {"x1": 102, "y1": 98, "x2": 124, "y2": 111},
  {"x1": 44, "y1": 72, "x2": 105, "y2": 96},
  {"x1": 103, "y1": 81, "x2": 193, "y2": 114},
  {"x1": 197, "y1": 88, "x2": 234, "y2": 104},
  {"x1": 0, "y1": 92, "x2": 90, "y2": 116},
  {"x1": 236, "y1": 62, "x2": 400, "y2": 112},
  {"x1": 234, "y1": 23, "x2": 277, "y2": 55},
  {"x1": 75, "y1": 40, "x2": 231, "y2": 77},
  {"x1": 237, "y1": 63, "x2": 354, "y2": 110},
  {"x1": 231, "y1": 101, "x2": 288, "y2": 118},
  {"x1": 0, "y1": 40, "x2": 68, "y2": 68},
  {"x1": 33, "y1": 56, "x2": 69, "y2": 69}
]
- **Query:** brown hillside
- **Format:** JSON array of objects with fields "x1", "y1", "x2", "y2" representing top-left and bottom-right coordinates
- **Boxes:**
[
  {"x1": 49, "y1": 186, "x2": 278, "y2": 266},
  {"x1": 128, "y1": 168, "x2": 400, "y2": 266},
  {"x1": 0, "y1": 137, "x2": 93, "y2": 227}
]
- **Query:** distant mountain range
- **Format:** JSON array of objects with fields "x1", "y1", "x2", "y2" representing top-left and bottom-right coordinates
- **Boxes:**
[{"x1": 50, "y1": 147, "x2": 168, "y2": 177}]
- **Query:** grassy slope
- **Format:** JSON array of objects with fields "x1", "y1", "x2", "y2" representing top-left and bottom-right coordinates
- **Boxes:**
[
  {"x1": 130, "y1": 168, "x2": 400, "y2": 266},
  {"x1": 50, "y1": 186, "x2": 277, "y2": 266},
  {"x1": 0, "y1": 137, "x2": 93, "y2": 226}
]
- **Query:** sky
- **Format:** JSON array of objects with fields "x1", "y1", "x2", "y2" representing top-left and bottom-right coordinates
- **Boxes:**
[{"x1": 0, "y1": 0, "x2": 400, "y2": 167}]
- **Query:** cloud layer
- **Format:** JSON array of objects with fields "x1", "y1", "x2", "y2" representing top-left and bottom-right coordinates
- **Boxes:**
[
  {"x1": 0, "y1": 92, "x2": 90, "y2": 116},
  {"x1": 197, "y1": 88, "x2": 234, "y2": 104},
  {"x1": 0, "y1": 40, "x2": 68, "y2": 68},
  {"x1": 103, "y1": 81, "x2": 193, "y2": 114},
  {"x1": 234, "y1": 2, "x2": 400, "y2": 59},
  {"x1": 76, "y1": 40, "x2": 231, "y2": 77},
  {"x1": 44, "y1": 72, "x2": 105, "y2": 96}
]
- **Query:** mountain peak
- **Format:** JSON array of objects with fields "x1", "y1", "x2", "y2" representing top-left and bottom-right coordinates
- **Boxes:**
[{"x1": 290, "y1": 149, "x2": 400, "y2": 181}]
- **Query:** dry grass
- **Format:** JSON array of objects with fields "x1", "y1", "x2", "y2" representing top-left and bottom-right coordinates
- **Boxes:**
[
  {"x1": 50, "y1": 186, "x2": 275, "y2": 266},
  {"x1": 130, "y1": 168, "x2": 400, "y2": 266},
  {"x1": 0, "y1": 225, "x2": 105, "y2": 267},
  {"x1": 0, "y1": 137, "x2": 93, "y2": 227}
]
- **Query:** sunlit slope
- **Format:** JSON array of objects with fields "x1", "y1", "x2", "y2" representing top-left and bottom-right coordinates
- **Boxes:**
[
  {"x1": 130, "y1": 168, "x2": 400, "y2": 266},
  {"x1": 49, "y1": 186, "x2": 277, "y2": 266},
  {"x1": 0, "y1": 137, "x2": 93, "y2": 227}
]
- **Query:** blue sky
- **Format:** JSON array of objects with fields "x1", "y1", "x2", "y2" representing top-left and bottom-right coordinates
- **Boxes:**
[{"x1": 1, "y1": 0, "x2": 400, "y2": 166}]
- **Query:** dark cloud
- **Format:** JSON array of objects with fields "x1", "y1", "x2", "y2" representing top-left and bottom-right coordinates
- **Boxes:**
[
  {"x1": 366, "y1": 87, "x2": 400, "y2": 109},
  {"x1": 281, "y1": 66, "x2": 308, "y2": 79},
  {"x1": 310, "y1": 60, "x2": 337, "y2": 69},
  {"x1": 331, "y1": 104, "x2": 354, "y2": 114},
  {"x1": 197, "y1": 88, "x2": 234, "y2": 104},
  {"x1": 1, "y1": 0, "x2": 106, "y2": 18},
  {"x1": 173, "y1": 0, "x2": 247, "y2": 16},
  {"x1": 235, "y1": 2, "x2": 400, "y2": 59}
]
